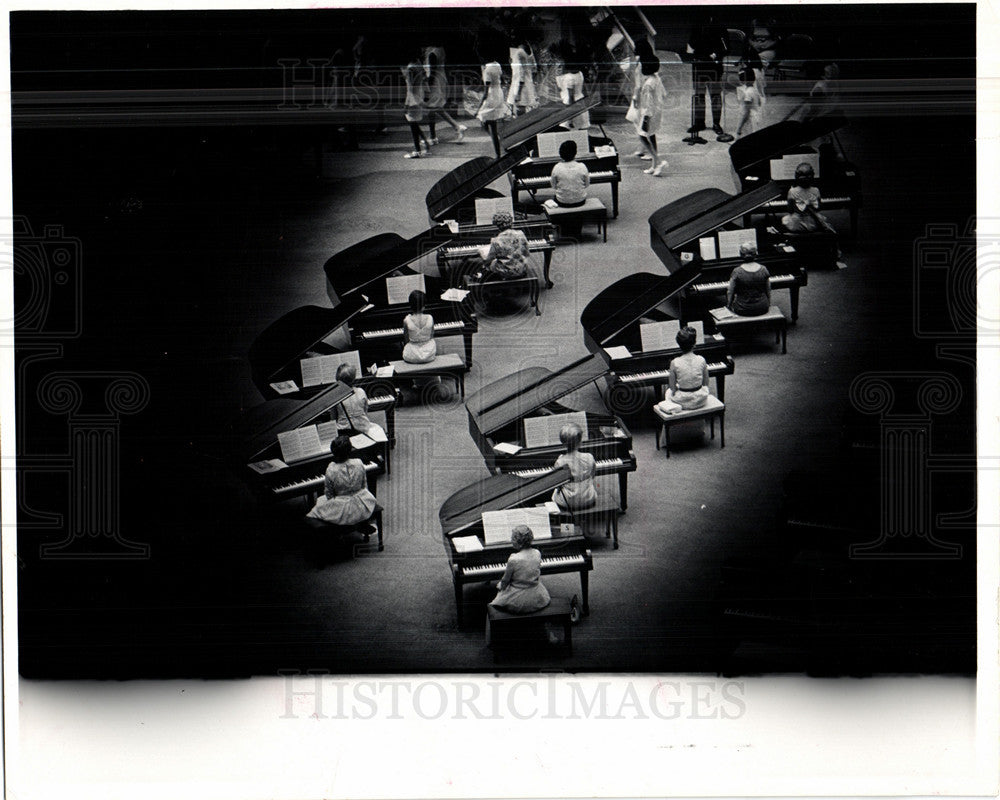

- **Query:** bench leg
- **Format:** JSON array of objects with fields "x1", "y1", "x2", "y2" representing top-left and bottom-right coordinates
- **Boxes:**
[
  {"x1": 720, "y1": 412, "x2": 725, "y2": 449},
  {"x1": 781, "y1": 324, "x2": 787, "y2": 354},
  {"x1": 664, "y1": 425, "x2": 671, "y2": 458},
  {"x1": 709, "y1": 416, "x2": 715, "y2": 440},
  {"x1": 580, "y1": 571, "x2": 590, "y2": 616},
  {"x1": 612, "y1": 514, "x2": 619, "y2": 549},
  {"x1": 375, "y1": 508, "x2": 384, "y2": 551},
  {"x1": 602, "y1": 219, "x2": 607, "y2": 243},
  {"x1": 543, "y1": 251, "x2": 553, "y2": 289}
]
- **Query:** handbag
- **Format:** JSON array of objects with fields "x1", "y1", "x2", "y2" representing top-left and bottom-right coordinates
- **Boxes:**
[{"x1": 625, "y1": 101, "x2": 640, "y2": 124}]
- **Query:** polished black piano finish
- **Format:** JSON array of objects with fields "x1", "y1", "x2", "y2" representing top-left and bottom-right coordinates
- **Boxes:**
[
  {"x1": 728, "y1": 115, "x2": 862, "y2": 236},
  {"x1": 497, "y1": 94, "x2": 602, "y2": 154},
  {"x1": 464, "y1": 354, "x2": 637, "y2": 510},
  {"x1": 425, "y1": 146, "x2": 531, "y2": 224},
  {"x1": 246, "y1": 442, "x2": 385, "y2": 505},
  {"x1": 323, "y1": 227, "x2": 455, "y2": 307},
  {"x1": 347, "y1": 301, "x2": 478, "y2": 367},
  {"x1": 439, "y1": 468, "x2": 594, "y2": 625}
]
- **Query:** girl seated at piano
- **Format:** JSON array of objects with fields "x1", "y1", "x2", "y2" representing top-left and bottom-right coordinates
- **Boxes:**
[
  {"x1": 551, "y1": 423, "x2": 597, "y2": 511},
  {"x1": 653, "y1": 326, "x2": 710, "y2": 417},
  {"x1": 727, "y1": 242, "x2": 772, "y2": 317},
  {"x1": 782, "y1": 162, "x2": 836, "y2": 234},
  {"x1": 306, "y1": 435, "x2": 377, "y2": 526},
  {"x1": 489, "y1": 524, "x2": 552, "y2": 614},
  {"x1": 401, "y1": 289, "x2": 437, "y2": 364},
  {"x1": 333, "y1": 363, "x2": 385, "y2": 439}
]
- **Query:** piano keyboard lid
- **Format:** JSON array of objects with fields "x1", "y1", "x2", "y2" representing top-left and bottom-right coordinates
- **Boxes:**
[
  {"x1": 439, "y1": 465, "x2": 572, "y2": 536},
  {"x1": 424, "y1": 145, "x2": 531, "y2": 223},
  {"x1": 467, "y1": 355, "x2": 610, "y2": 438},
  {"x1": 248, "y1": 298, "x2": 367, "y2": 392},
  {"x1": 497, "y1": 92, "x2": 601, "y2": 153},
  {"x1": 581, "y1": 266, "x2": 701, "y2": 348}
]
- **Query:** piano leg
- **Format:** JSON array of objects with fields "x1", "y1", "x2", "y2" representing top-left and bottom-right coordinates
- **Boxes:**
[
  {"x1": 542, "y1": 250, "x2": 553, "y2": 290},
  {"x1": 716, "y1": 375, "x2": 726, "y2": 403},
  {"x1": 454, "y1": 578, "x2": 465, "y2": 626},
  {"x1": 462, "y1": 332, "x2": 474, "y2": 367},
  {"x1": 611, "y1": 182, "x2": 619, "y2": 219},
  {"x1": 385, "y1": 406, "x2": 396, "y2": 450},
  {"x1": 789, "y1": 286, "x2": 800, "y2": 323},
  {"x1": 580, "y1": 569, "x2": 590, "y2": 616},
  {"x1": 618, "y1": 471, "x2": 628, "y2": 513}
]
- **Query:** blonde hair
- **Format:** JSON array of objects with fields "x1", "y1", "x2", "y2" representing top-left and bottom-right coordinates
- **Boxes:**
[
  {"x1": 336, "y1": 363, "x2": 357, "y2": 385},
  {"x1": 559, "y1": 423, "x2": 583, "y2": 451},
  {"x1": 511, "y1": 525, "x2": 534, "y2": 550}
]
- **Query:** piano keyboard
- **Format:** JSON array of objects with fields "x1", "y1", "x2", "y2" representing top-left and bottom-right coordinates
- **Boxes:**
[
  {"x1": 511, "y1": 458, "x2": 626, "y2": 478},
  {"x1": 762, "y1": 196, "x2": 852, "y2": 210},
  {"x1": 442, "y1": 238, "x2": 552, "y2": 257},
  {"x1": 271, "y1": 460, "x2": 379, "y2": 496},
  {"x1": 689, "y1": 275, "x2": 798, "y2": 294},
  {"x1": 462, "y1": 553, "x2": 586, "y2": 578},
  {"x1": 618, "y1": 361, "x2": 729, "y2": 383},
  {"x1": 361, "y1": 320, "x2": 465, "y2": 339},
  {"x1": 366, "y1": 395, "x2": 393, "y2": 411},
  {"x1": 517, "y1": 170, "x2": 617, "y2": 187}
]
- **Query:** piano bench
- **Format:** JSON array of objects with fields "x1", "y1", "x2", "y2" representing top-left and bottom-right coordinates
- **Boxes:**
[
  {"x1": 543, "y1": 198, "x2": 608, "y2": 243},
  {"x1": 463, "y1": 275, "x2": 541, "y2": 317},
  {"x1": 655, "y1": 395, "x2": 726, "y2": 458},
  {"x1": 389, "y1": 354, "x2": 467, "y2": 399},
  {"x1": 487, "y1": 597, "x2": 573, "y2": 661},
  {"x1": 566, "y1": 483, "x2": 622, "y2": 549},
  {"x1": 303, "y1": 505, "x2": 384, "y2": 563},
  {"x1": 712, "y1": 306, "x2": 788, "y2": 354}
]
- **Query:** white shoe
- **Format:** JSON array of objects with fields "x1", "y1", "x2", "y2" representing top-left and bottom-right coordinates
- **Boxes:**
[
  {"x1": 640, "y1": 153, "x2": 653, "y2": 160},
  {"x1": 644, "y1": 164, "x2": 665, "y2": 176},
  {"x1": 404, "y1": 150, "x2": 423, "y2": 159},
  {"x1": 456, "y1": 124, "x2": 467, "y2": 142},
  {"x1": 428, "y1": 138, "x2": 440, "y2": 146}
]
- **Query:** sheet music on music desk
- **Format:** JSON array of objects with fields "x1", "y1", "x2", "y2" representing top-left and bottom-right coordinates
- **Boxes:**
[
  {"x1": 474, "y1": 196, "x2": 514, "y2": 226},
  {"x1": 699, "y1": 236, "x2": 717, "y2": 261},
  {"x1": 301, "y1": 350, "x2": 362, "y2": 388},
  {"x1": 385, "y1": 273, "x2": 426, "y2": 306},
  {"x1": 481, "y1": 507, "x2": 553, "y2": 545},
  {"x1": 523, "y1": 410, "x2": 589, "y2": 448},
  {"x1": 277, "y1": 426, "x2": 324, "y2": 464},
  {"x1": 316, "y1": 421, "x2": 339, "y2": 450},
  {"x1": 717, "y1": 228, "x2": 758, "y2": 259},
  {"x1": 640, "y1": 320, "x2": 678, "y2": 352},
  {"x1": 536, "y1": 129, "x2": 590, "y2": 159},
  {"x1": 769, "y1": 151, "x2": 820, "y2": 180}
]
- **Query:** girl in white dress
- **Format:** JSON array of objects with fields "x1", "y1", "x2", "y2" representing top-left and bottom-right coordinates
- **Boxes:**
[
  {"x1": 636, "y1": 58, "x2": 668, "y2": 177},
  {"x1": 653, "y1": 326, "x2": 710, "y2": 417},
  {"x1": 475, "y1": 58, "x2": 509, "y2": 154},
  {"x1": 551, "y1": 423, "x2": 597, "y2": 511},
  {"x1": 401, "y1": 290, "x2": 437, "y2": 364},
  {"x1": 423, "y1": 46, "x2": 467, "y2": 144}
]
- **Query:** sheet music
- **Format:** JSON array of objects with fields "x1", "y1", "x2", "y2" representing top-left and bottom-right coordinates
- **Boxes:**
[
  {"x1": 481, "y1": 507, "x2": 553, "y2": 545},
  {"x1": 522, "y1": 411, "x2": 589, "y2": 449},
  {"x1": 316, "y1": 421, "x2": 340, "y2": 450},
  {"x1": 769, "y1": 151, "x2": 820, "y2": 180},
  {"x1": 536, "y1": 129, "x2": 590, "y2": 159},
  {"x1": 474, "y1": 196, "x2": 514, "y2": 226},
  {"x1": 451, "y1": 535, "x2": 484, "y2": 553},
  {"x1": 699, "y1": 237, "x2": 717, "y2": 261},
  {"x1": 717, "y1": 228, "x2": 758, "y2": 260},
  {"x1": 300, "y1": 351, "x2": 362, "y2": 388},
  {"x1": 276, "y1": 426, "x2": 324, "y2": 464},
  {"x1": 269, "y1": 380, "x2": 298, "y2": 395},
  {"x1": 386, "y1": 273, "x2": 426, "y2": 306},
  {"x1": 603, "y1": 345, "x2": 631, "y2": 360},
  {"x1": 248, "y1": 459, "x2": 286, "y2": 474}
]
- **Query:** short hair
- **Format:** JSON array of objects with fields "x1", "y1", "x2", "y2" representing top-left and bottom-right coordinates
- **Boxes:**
[
  {"x1": 794, "y1": 162, "x2": 815, "y2": 182},
  {"x1": 640, "y1": 57, "x2": 659, "y2": 76},
  {"x1": 409, "y1": 289, "x2": 426, "y2": 313},
  {"x1": 492, "y1": 212, "x2": 514, "y2": 231},
  {"x1": 330, "y1": 435, "x2": 353, "y2": 462},
  {"x1": 559, "y1": 423, "x2": 584, "y2": 450},
  {"x1": 336, "y1": 362, "x2": 357, "y2": 385},
  {"x1": 510, "y1": 525, "x2": 534, "y2": 550},
  {"x1": 676, "y1": 325, "x2": 697, "y2": 352},
  {"x1": 822, "y1": 62, "x2": 840, "y2": 80},
  {"x1": 558, "y1": 139, "x2": 578, "y2": 161},
  {"x1": 739, "y1": 242, "x2": 758, "y2": 259}
]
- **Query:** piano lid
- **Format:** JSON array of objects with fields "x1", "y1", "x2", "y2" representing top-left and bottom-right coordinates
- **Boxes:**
[
  {"x1": 425, "y1": 144, "x2": 531, "y2": 223},
  {"x1": 659, "y1": 182, "x2": 786, "y2": 253},
  {"x1": 580, "y1": 267, "x2": 701, "y2": 349},
  {"x1": 728, "y1": 114, "x2": 847, "y2": 178},
  {"x1": 465, "y1": 355, "x2": 609, "y2": 437},
  {"x1": 238, "y1": 381, "x2": 353, "y2": 463},
  {"x1": 497, "y1": 93, "x2": 602, "y2": 153},
  {"x1": 439, "y1": 466, "x2": 571, "y2": 536},
  {"x1": 323, "y1": 227, "x2": 454, "y2": 303},
  {"x1": 248, "y1": 299, "x2": 367, "y2": 394}
]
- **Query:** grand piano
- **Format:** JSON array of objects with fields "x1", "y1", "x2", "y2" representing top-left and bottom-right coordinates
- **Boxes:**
[
  {"x1": 498, "y1": 94, "x2": 622, "y2": 218},
  {"x1": 439, "y1": 467, "x2": 594, "y2": 625},
  {"x1": 464, "y1": 353, "x2": 637, "y2": 511},
  {"x1": 425, "y1": 146, "x2": 559, "y2": 289},
  {"x1": 649, "y1": 182, "x2": 808, "y2": 323},
  {"x1": 728, "y1": 113, "x2": 862, "y2": 237},
  {"x1": 237, "y1": 381, "x2": 386, "y2": 505},
  {"x1": 581, "y1": 268, "x2": 736, "y2": 413},
  {"x1": 247, "y1": 301, "x2": 400, "y2": 453},
  {"x1": 322, "y1": 228, "x2": 479, "y2": 366}
]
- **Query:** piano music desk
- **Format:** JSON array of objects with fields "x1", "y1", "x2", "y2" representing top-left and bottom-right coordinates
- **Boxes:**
[
  {"x1": 543, "y1": 198, "x2": 608, "y2": 243},
  {"x1": 711, "y1": 306, "x2": 788, "y2": 355},
  {"x1": 487, "y1": 596, "x2": 573, "y2": 662}
]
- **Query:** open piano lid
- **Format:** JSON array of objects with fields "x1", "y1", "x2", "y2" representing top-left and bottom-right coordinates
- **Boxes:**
[
  {"x1": 580, "y1": 267, "x2": 701, "y2": 351},
  {"x1": 237, "y1": 381, "x2": 354, "y2": 464},
  {"x1": 323, "y1": 227, "x2": 454, "y2": 303},
  {"x1": 497, "y1": 92, "x2": 602, "y2": 153},
  {"x1": 425, "y1": 144, "x2": 530, "y2": 223},
  {"x1": 439, "y1": 465, "x2": 572, "y2": 537},
  {"x1": 465, "y1": 354, "x2": 609, "y2": 438},
  {"x1": 729, "y1": 113, "x2": 847, "y2": 182},
  {"x1": 248, "y1": 298, "x2": 367, "y2": 396}
]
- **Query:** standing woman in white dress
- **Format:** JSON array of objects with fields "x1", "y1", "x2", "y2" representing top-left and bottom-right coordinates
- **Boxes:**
[
  {"x1": 636, "y1": 57, "x2": 668, "y2": 177},
  {"x1": 475, "y1": 53, "x2": 510, "y2": 154},
  {"x1": 554, "y1": 42, "x2": 590, "y2": 130},
  {"x1": 506, "y1": 37, "x2": 538, "y2": 116},
  {"x1": 423, "y1": 46, "x2": 467, "y2": 144}
]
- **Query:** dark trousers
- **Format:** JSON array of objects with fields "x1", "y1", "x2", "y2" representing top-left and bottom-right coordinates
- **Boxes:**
[{"x1": 692, "y1": 68, "x2": 722, "y2": 129}]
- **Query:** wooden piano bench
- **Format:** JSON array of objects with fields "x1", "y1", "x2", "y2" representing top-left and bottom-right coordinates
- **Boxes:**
[
  {"x1": 389, "y1": 354, "x2": 468, "y2": 399},
  {"x1": 487, "y1": 597, "x2": 573, "y2": 662},
  {"x1": 655, "y1": 395, "x2": 726, "y2": 458},
  {"x1": 543, "y1": 198, "x2": 608, "y2": 243},
  {"x1": 302, "y1": 504, "x2": 385, "y2": 566},
  {"x1": 463, "y1": 275, "x2": 540, "y2": 317},
  {"x1": 712, "y1": 306, "x2": 788, "y2": 354},
  {"x1": 567, "y1": 482, "x2": 622, "y2": 549}
]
